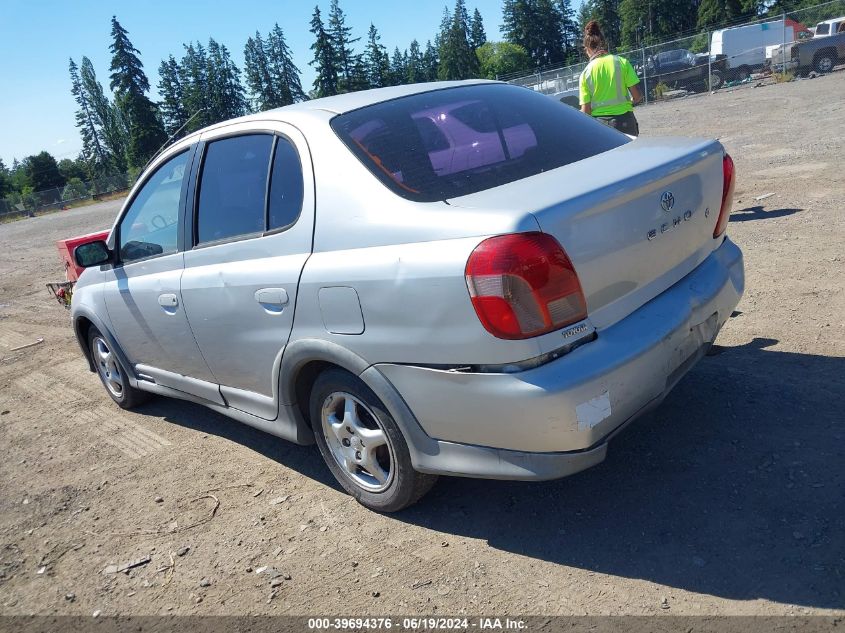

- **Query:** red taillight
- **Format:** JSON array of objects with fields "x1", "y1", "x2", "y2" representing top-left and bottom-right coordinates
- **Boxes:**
[
  {"x1": 714, "y1": 153, "x2": 736, "y2": 238},
  {"x1": 465, "y1": 232, "x2": 588, "y2": 340}
]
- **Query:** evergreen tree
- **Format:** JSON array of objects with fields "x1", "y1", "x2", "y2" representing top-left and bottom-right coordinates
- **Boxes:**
[
  {"x1": 79, "y1": 56, "x2": 128, "y2": 174},
  {"x1": 364, "y1": 24, "x2": 391, "y2": 88},
  {"x1": 502, "y1": 0, "x2": 566, "y2": 67},
  {"x1": 25, "y1": 152, "x2": 65, "y2": 192},
  {"x1": 423, "y1": 40, "x2": 440, "y2": 81},
  {"x1": 407, "y1": 40, "x2": 424, "y2": 83},
  {"x1": 697, "y1": 0, "x2": 746, "y2": 29},
  {"x1": 206, "y1": 38, "x2": 248, "y2": 122},
  {"x1": 469, "y1": 8, "x2": 487, "y2": 50},
  {"x1": 327, "y1": 0, "x2": 361, "y2": 92},
  {"x1": 0, "y1": 159, "x2": 11, "y2": 198},
  {"x1": 310, "y1": 6, "x2": 339, "y2": 97},
  {"x1": 438, "y1": 0, "x2": 480, "y2": 79},
  {"x1": 267, "y1": 24, "x2": 307, "y2": 105},
  {"x1": 69, "y1": 57, "x2": 109, "y2": 176},
  {"x1": 108, "y1": 16, "x2": 166, "y2": 169},
  {"x1": 390, "y1": 47, "x2": 408, "y2": 85},
  {"x1": 620, "y1": 0, "x2": 697, "y2": 48},
  {"x1": 557, "y1": 0, "x2": 581, "y2": 62},
  {"x1": 244, "y1": 32, "x2": 276, "y2": 111},
  {"x1": 157, "y1": 55, "x2": 189, "y2": 135},
  {"x1": 582, "y1": 0, "x2": 622, "y2": 49},
  {"x1": 179, "y1": 43, "x2": 211, "y2": 131}
]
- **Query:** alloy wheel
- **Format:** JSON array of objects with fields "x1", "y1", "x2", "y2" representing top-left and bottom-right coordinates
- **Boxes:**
[
  {"x1": 93, "y1": 336, "x2": 125, "y2": 399},
  {"x1": 320, "y1": 392, "x2": 394, "y2": 492}
]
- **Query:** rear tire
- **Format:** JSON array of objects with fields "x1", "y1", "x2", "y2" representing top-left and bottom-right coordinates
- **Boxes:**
[
  {"x1": 88, "y1": 327, "x2": 150, "y2": 409},
  {"x1": 813, "y1": 52, "x2": 835, "y2": 74},
  {"x1": 309, "y1": 368, "x2": 437, "y2": 512}
]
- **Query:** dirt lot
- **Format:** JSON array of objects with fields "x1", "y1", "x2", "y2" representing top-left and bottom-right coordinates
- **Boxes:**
[{"x1": 0, "y1": 72, "x2": 843, "y2": 618}]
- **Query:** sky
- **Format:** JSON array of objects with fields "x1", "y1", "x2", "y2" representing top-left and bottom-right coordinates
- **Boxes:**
[{"x1": 0, "y1": 0, "x2": 514, "y2": 167}]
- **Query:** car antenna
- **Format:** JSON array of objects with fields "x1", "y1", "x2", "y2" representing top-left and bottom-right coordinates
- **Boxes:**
[{"x1": 140, "y1": 108, "x2": 206, "y2": 174}]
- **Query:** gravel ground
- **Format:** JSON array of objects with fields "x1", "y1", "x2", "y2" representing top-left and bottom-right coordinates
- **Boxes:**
[{"x1": 0, "y1": 72, "x2": 843, "y2": 617}]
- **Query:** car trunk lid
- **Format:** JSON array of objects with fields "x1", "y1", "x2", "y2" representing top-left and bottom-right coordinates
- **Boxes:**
[{"x1": 448, "y1": 137, "x2": 726, "y2": 330}]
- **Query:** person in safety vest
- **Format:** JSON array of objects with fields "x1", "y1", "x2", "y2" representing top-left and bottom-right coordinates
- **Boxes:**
[{"x1": 579, "y1": 20, "x2": 643, "y2": 136}]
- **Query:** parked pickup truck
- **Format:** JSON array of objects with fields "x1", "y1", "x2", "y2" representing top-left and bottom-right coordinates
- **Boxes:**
[
  {"x1": 639, "y1": 49, "x2": 728, "y2": 93},
  {"x1": 791, "y1": 29, "x2": 845, "y2": 74}
]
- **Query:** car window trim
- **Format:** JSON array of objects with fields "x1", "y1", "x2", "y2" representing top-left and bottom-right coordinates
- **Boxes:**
[
  {"x1": 113, "y1": 145, "x2": 195, "y2": 268},
  {"x1": 189, "y1": 130, "x2": 305, "y2": 250}
]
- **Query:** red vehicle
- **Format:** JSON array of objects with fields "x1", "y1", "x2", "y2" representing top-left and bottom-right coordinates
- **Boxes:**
[{"x1": 48, "y1": 230, "x2": 110, "y2": 307}]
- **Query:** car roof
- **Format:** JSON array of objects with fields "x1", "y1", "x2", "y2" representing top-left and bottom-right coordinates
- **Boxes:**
[{"x1": 182, "y1": 79, "x2": 498, "y2": 139}]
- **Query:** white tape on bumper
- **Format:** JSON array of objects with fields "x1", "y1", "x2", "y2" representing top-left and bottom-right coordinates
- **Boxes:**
[{"x1": 576, "y1": 391, "x2": 612, "y2": 430}]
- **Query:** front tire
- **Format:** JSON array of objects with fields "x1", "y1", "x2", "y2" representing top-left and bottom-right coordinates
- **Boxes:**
[
  {"x1": 88, "y1": 327, "x2": 150, "y2": 409},
  {"x1": 309, "y1": 369, "x2": 437, "y2": 512}
]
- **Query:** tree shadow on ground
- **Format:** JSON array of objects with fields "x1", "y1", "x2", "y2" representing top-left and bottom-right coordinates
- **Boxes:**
[
  {"x1": 730, "y1": 205, "x2": 801, "y2": 222},
  {"x1": 135, "y1": 337, "x2": 844, "y2": 609}
]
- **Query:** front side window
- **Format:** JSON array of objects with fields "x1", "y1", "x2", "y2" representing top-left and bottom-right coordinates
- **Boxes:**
[
  {"x1": 118, "y1": 150, "x2": 189, "y2": 263},
  {"x1": 331, "y1": 83, "x2": 628, "y2": 202},
  {"x1": 196, "y1": 134, "x2": 274, "y2": 244}
]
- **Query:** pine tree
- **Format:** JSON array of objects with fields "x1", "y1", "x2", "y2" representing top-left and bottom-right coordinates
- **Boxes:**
[
  {"x1": 585, "y1": 0, "x2": 622, "y2": 49},
  {"x1": 79, "y1": 56, "x2": 128, "y2": 175},
  {"x1": 108, "y1": 16, "x2": 166, "y2": 169},
  {"x1": 502, "y1": 0, "x2": 566, "y2": 67},
  {"x1": 25, "y1": 152, "x2": 66, "y2": 192},
  {"x1": 438, "y1": 0, "x2": 479, "y2": 79},
  {"x1": 267, "y1": 24, "x2": 307, "y2": 105},
  {"x1": 390, "y1": 47, "x2": 408, "y2": 85},
  {"x1": 557, "y1": 0, "x2": 581, "y2": 62},
  {"x1": 364, "y1": 24, "x2": 391, "y2": 88},
  {"x1": 158, "y1": 56, "x2": 189, "y2": 135},
  {"x1": 179, "y1": 43, "x2": 211, "y2": 131},
  {"x1": 423, "y1": 40, "x2": 440, "y2": 81},
  {"x1": 620, "y1": 0, "x2": 697, "y2": 48},
  {"x1": 327, "y1": 0, "x2": 361, "y2": 92},
  {"x1": 407, "y1": 40, "x2": 424, "y2": 83},
  {"x1": 310, "y1": 6, "x2": 339, "y2": 97},
  {"x1": 469, "y1": 8, "x2": 487, "y2": 50},
  {"x1": 206, "y1": 39, "x2": 248, "y2": 122},
  {"x1": 69, "y1": 58, "x2": 109, "y2": 176},
  {"x1": 244, "y1": 32, "x2": 276, "y2": 111},
  {"x1": 697, "y1": 0, "x2": 745, "y2": 30}
]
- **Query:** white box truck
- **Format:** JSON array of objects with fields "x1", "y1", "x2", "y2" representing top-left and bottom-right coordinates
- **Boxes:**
[{"x1": 711, "y1": 19, "x2": 794, "y2": 80}]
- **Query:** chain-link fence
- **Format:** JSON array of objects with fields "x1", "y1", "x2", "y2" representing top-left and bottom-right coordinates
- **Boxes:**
[
  {"x1": 510, "y1": 0, "x2": 845, "y2": 108},
  {"x1": 0, "y1": 173, "x2": 130, "y2": 221}
]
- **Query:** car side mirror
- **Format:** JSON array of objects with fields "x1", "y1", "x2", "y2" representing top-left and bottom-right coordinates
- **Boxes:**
[{"x1": 74, "y1": 240, "x2": 112, "y2": 268}]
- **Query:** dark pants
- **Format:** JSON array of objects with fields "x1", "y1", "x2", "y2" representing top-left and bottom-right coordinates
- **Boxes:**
[{"x1": 595, "y1": 110, "x2": 640, "y2": 136}]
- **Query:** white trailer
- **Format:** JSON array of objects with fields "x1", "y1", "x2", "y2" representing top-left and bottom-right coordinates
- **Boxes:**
[{"x1": 711, "y1": 19, "x2": 795, "y2": 79}]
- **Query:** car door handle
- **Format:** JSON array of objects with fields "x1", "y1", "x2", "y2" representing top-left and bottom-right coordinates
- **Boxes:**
[
  {"x1": 158, "y1": 293, "x2": 179, "y2": 308},
  {"x1": 254, "y1": 288, "x2": 289, "y2": 307}
]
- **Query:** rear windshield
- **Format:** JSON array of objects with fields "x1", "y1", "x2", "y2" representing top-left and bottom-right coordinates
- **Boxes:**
[{"x1": 330, "y1": 83, "x2": 629, "y2": 202}]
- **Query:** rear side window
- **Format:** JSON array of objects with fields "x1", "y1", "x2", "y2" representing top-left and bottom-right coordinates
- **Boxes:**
[
  {"x1": 196, "y1": 134, "x2": 273, "y2": 244},
  {"x1": 268, "y1": 138, "x2": 304, "y2": 231},
  {"x1": 331, "y1": 83, "x2": 629, "y2": 202}
]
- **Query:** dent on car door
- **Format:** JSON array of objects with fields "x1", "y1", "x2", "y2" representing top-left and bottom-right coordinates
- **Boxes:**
[
  {"x1": 102, "y1": 147, "x2": 221, "y2": 400},
  {"x1": 180, "y1": 128, "x2": 314, "y2": 420}
]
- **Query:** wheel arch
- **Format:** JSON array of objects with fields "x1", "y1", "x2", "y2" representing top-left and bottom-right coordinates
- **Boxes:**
[
  {"x1": 72, "y1": 309, "x2": 139, "y2": 387},
  {"x1": 278, "y1": 339, "x2": 440, "y2": 467}
]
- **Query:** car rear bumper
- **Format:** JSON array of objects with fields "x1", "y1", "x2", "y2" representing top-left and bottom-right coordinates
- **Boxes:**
[{"x1": 374, "y1": 237, "x2": 744, "y2": 480}]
